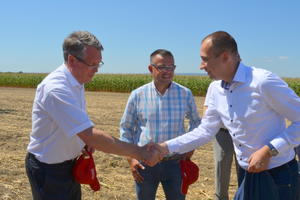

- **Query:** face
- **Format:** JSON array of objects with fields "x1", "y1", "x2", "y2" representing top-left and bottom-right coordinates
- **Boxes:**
[
  {"x1": 200, "y1": 39, "x2": 224, "y2": 80},
  {"x1": 69, "y1": 46, "x2": 102, "y2": 84},
  {"x1": 149, "y1": 54, "x2": 175, "y2": 85}
]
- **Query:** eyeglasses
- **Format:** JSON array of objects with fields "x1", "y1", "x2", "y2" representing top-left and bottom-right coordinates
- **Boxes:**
[
  {"x1": 151, "y1": 64, "x2": 176, "y2": 72},
  {"x1": 72, "y1": 55, "x2": 104, "y2": 70}
]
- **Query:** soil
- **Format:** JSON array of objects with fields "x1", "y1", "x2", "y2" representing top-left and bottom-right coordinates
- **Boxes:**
[{"x1": 0, "y1": 87, "x2": 238, "y2": 200}]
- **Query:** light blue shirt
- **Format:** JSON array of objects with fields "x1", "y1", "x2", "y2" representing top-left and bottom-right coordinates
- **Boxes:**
[
  {"x1": 166, "y1": 63, "x2": 300, "y2": 169},
  {"x1": 120, "y1": 81, "x2": 201, "y2": 146}
]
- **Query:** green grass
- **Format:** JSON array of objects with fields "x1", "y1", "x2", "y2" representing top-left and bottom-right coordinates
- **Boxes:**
[{"x1": 1, "y1": 72, "x2": 300, "y2": 96}]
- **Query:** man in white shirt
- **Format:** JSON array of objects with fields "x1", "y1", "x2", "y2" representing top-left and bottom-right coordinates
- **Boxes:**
[
  {"x1": 25, "y1": 31, "x2": 160, "y2": 200},
  {"x1": 154, "y1": 31, "x2": 300, "y2": 200}
]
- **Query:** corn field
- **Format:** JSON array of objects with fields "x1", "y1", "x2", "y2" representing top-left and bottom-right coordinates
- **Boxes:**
[{"x1": 0, "y1": 72, "x2": 299, "y2": 96}]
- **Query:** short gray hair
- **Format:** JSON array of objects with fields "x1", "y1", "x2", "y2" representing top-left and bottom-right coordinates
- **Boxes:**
[{"x1": 63, "y1": 31, "x2": 104, "y2": 61}]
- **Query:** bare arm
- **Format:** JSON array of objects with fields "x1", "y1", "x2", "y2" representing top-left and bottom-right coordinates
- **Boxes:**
[{"x1": 78, "y1": 127, "x2": 152, "y2": 162}]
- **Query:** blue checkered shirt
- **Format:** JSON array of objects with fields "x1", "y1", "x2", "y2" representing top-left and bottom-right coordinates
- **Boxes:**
[{"x1": 120, "y1": 81, "x2": 201, "y2": 146}]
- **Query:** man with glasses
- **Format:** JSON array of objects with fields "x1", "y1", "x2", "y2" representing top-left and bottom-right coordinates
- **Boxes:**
[
  {"x1": 120, "y1": 49, "x2": 201, "y2": 200},
  {"x1": 25, "y1": 31, "x2": 161, "y2": 200}
]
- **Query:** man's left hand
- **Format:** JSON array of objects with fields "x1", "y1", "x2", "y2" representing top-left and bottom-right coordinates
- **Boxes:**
[{"x1": 247, "y1": 145, "x2": 271, "y2": 173}]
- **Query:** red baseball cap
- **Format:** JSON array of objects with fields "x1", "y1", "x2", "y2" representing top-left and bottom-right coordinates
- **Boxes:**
[
  {"x1": 180, "y1": 159, "x2": 199, "y2": 195},
  {"x1": 73, "y1": 150, "x2": 100, "y2": 191}
]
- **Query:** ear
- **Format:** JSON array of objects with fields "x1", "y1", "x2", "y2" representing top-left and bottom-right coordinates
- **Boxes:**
[
  {"x1": 68, "y1": 54, "x2": 76, "y2": 65},
  {"x1": 221, "y1": 51, "x2": 229, "y2": 62},
  {"x1": 148, "y1": 65, "x2": 153, "y2": 73}
]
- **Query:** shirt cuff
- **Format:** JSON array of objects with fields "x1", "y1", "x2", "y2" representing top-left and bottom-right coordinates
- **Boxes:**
[
  {"x1": 270, "y1": 136, "x2": 290, "y2": 154},
  {"x1": 166, "y1": 140, "x2": 180, "y2": 154}
]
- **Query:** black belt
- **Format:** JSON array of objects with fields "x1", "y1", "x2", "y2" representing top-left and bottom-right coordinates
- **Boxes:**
[
  {"x1": 27, "y1": 152, "x2": 76, "y2": 168},
  {"x1": 161, "y1": 154, "x2": 184, "y2": 162},
  {"x1": 269, "y1": 159, "x2": 297, "y2": 173}
]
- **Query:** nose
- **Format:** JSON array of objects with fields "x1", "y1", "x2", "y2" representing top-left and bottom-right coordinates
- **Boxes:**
[{"x1": 200, "y1": 62, "x2": 206, "y2": 70}]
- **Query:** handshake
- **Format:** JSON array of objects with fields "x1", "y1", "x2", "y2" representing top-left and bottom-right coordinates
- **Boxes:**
[{"x1": 138, "y1": 142, "x2": 169, "y2": 166}]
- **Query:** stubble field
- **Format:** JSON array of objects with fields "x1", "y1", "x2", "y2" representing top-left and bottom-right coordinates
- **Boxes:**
[{"x1": 0, "y1": 87, "x2": 238, "y2": 200}]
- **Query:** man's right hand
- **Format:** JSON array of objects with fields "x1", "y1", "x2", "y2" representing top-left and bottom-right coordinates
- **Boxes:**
[{"x1": 127, "y1": 158, "x2": 145, "y2": 183}]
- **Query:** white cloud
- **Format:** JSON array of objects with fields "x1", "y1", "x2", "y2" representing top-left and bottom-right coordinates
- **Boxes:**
[
  {"x1": 263, "y1": 57, "x2": 273, "y2": 63},
  {"x1": 278, "y1": 56, "x2": 289, "y2": 60}
]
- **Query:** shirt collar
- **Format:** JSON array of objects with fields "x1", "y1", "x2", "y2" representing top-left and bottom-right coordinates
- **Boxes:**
[
  {"x1": 151, "y1": 81, "x2": 174, "y2": 96},
  {"x1": 62, "y1": 63, "x2": 83, "y2": 89},
  {"x1": 221, "y1": 62, "x2": 247, "y2": 89},
  {"x1": 232, "y1": 62, "x2": 247, "y2": 83}
]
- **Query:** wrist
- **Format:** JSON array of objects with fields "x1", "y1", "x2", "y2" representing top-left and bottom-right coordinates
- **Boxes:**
[
  {"x1": 266, "y1": 143, "x2": 279, "y2": 157},
  {"x1": 161, "y1": 143, "x2": 170, "y2": 155}
]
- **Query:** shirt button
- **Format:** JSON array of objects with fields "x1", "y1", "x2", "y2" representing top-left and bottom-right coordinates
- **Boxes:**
[
  {"x1": 240, "y1": 158, "x2": 242, "y2": 160},
  {"x1": 230, "y1": 90, "x2": 233, "y2": 93},
  {"x1": 239, "y1": 144, "x2": 242, "y2": 147},
  {"x1": 230, "y1": 105, "x2": 232, "y2": 107},
  {"x1": 231, "y1": 119, "x2": 233, "y2": 122},
  {"x1": 233, "y1": 134, "x2": 235, "y2": 136}
]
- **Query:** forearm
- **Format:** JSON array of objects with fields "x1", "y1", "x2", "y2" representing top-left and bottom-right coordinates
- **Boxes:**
[{"x1": 78, "y1": 127, "x2": 142, "y2": 160}]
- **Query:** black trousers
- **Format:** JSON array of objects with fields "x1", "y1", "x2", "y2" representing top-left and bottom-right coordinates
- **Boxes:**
[{"x1": 25, "y1": 153, "x2": 81, "y2": 200}]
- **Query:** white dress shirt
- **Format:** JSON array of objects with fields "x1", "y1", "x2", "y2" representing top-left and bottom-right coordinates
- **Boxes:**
[
  {"x1": 204, "y1": 82, "x2": 226, "y2": 129},
  {"x1": 166, "y1": 63, "x2": 300, "y2": 169},
  {"x1": 27, "y1": 64, "x2": 94, "y2": 164}
]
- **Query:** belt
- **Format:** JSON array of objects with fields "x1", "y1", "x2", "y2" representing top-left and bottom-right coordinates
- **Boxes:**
[
  {"x1": 27, "y1": 152, "x2": 76, "y2": 168},
  {"x1": 268, "y1": 159, "x2": 297, "y2": 173},
  {"x1": 161, "y1": 154, "x2": 184, "y2": 162}
]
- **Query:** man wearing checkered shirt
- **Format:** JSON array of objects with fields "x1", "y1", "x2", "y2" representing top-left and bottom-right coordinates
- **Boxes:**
[{"x1": 120, "y1": 49, "x2": 201, "y2": 200}]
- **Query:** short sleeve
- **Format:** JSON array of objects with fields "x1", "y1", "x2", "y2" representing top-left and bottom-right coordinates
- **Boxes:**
[{"x1": 43, "y1": 88, "x2": 94, "y2": 137}]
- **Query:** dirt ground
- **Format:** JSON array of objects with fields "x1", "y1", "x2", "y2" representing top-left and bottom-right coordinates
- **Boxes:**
[{"x1": 0, "y1": 87, "x2": 238, "y2": 200}]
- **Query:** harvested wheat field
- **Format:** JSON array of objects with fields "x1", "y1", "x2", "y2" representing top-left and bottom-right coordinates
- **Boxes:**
[{"x1": 0, "y1": 87, "x2": 238, "y2": 200}]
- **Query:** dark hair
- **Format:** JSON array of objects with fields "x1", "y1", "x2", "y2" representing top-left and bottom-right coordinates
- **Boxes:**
[
  {"x1": 150, "y1": 49, "x2": 173, "y2": 63},
  {"x1": 202, "y1": 31, "x2": 238, "y2": 57},
  {"x1": 63, "y1": 31, "x2": 104, "y2": 61}
]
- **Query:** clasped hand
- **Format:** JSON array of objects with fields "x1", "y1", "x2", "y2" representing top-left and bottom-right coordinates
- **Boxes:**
[{"x1": 140, "y1": 142, "x2": 169, "y2": 166}]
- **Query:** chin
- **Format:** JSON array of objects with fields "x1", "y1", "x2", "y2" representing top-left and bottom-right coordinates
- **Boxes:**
[
  {"x1": 207, "y1": 74, "x2": 213, "y2": 79},
  {"x1": 84, "y1": 77, "x2": 93, "y2": 84}
]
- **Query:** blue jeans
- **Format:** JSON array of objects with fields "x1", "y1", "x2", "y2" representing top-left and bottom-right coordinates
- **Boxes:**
[
  {"x1": 136, "y1": 159, "x2": 185, "y2": 200},
  {"x1": 237, "y1": 159, "x2": 299, "y2": 200}
]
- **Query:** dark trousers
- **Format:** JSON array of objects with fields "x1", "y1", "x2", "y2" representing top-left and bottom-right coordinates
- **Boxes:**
[
  {"x1": 25, "y1": 153, "x2": 81, "y2": 200},
  {"x1": 237, "y1": 159, "x2": 299, "y2": 200}
]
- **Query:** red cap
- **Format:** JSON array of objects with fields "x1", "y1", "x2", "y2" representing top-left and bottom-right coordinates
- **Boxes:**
[
  {"x1": 73, "y1": 151, "x2": 100, "y2": 191},
  {"x1": 180, "y1": 159, "x2": 199, "y2": 195}
]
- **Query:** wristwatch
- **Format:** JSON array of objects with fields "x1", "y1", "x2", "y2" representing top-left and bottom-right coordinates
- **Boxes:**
[{"x1": 266, "y1": 143, "x2": 279, "y2": 157}]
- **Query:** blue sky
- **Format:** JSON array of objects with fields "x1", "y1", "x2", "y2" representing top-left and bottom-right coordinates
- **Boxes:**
[{"x1": 0, "y1": 0, "x2": 299, "y2": 77}]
